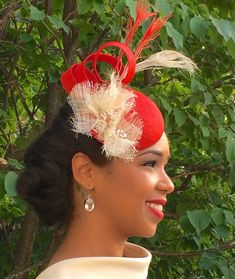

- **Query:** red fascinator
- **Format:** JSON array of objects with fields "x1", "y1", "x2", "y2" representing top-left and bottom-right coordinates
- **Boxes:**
[{"x1": 61, "y1": 0, "x2": 196, "y2": 160}]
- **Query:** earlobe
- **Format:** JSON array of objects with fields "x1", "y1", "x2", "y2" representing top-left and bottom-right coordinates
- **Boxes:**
[{"x1": 71, "y1": 152, "x2": 94, "y2": 190}]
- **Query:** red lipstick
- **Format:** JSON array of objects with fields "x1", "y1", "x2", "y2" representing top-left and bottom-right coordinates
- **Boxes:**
[{"x1": 145, "y1": 199, "x2": 166, "y2": 220}]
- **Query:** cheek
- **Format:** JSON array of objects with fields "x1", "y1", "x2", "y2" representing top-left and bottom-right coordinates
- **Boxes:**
[{"x1": 105, "y1": 167, "x2": 156, "y2": 208}]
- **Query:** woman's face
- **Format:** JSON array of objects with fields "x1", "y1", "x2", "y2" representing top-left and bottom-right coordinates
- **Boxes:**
[{"x1": 93, "y1": 132, "x2": 174, "y2": 238}]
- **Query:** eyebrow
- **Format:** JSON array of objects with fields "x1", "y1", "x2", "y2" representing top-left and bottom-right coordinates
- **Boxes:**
[{"x1": 137, "y1": 150, "x2": 163, "y2": 157}]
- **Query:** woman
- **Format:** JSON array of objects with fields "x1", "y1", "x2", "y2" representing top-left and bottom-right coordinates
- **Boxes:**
[{"x1": 17, "y1": 1, "x2": 196, "y2": 278}]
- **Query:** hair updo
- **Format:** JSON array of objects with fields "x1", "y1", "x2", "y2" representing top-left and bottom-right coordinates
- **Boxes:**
[{"x1": 16, "y1": 102, "x2": 110, "y2": 227}]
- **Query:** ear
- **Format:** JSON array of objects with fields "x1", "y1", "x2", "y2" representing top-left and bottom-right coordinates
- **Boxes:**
[{"x1": 71, "y1": 152, "x2": 95, "y2": 190}]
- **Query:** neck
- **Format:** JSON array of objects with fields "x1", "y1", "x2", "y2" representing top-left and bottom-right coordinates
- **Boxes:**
[{"x1": 49, "y1": 212, "x2": 127, "y2": 265}]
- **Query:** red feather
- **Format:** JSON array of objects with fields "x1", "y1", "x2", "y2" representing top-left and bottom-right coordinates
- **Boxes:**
[
  {"x1": 134, "y1": 14, "x2": 171, "y2": 59},
  {"x1": 124, "y1": 0, "x2": 155, "y2": 46}
]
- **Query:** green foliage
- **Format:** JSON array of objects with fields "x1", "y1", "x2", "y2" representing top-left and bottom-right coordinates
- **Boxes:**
[
  {"x1": 4, "y1": 171, "x2": 18, "y2": 197},
  {"x1": 0, "y1": 0, "x2": 234, "y2": 278}
]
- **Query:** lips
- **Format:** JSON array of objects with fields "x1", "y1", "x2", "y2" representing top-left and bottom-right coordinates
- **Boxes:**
[{"x1": 145, "y1": 199, "x2": 166, "y2": 220}]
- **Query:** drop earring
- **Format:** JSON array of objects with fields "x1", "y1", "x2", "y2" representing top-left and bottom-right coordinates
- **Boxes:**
[{"x1": 84, "y1": 192, "x2": 95, "y2": 212}]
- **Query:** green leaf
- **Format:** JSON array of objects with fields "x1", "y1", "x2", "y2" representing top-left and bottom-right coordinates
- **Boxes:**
[
  {"x1": 179, "y1": 215, "x2": 195, "y2": 233},
  {"x1": 220, "y1": 264, "x2": 235, "y2": 279},
  {"x1": 210, "y1": 191, "x2": 223, "y2": 206},
  {"x1": 187, "y1": 209, "x2": 210, "y2": 234},
  {"x1": 218, "y1": 127, "x2": 228, "y2": 139},
  {"x1": 198, "y1": 4, "x2": 209, "y2": 15},
  {"x1": 212, "y1": 225, "x2": 230, "y2": 239},
  {"x1": 228, "y1": 162, "x2": 235, "y2": 186},
  {"x1": 165, "y1": 22, "x2": 183, "y2": 49},
  {"x1": 115, "y1": 0, "x2": 126, "y2": 15},
  {"x1": 188, "y1": 113, "x2": 200, "y2": 125},
  {"x1": 0, "y1": 172, "x2": 5, "y2": 199},
  {"x1": 19, "y1": 33, "x2": 33, "y2": 43},
  {"x1": 212, "y1": 106, "x2": 224, "y2": 126},
  {"x1": 225, "y1": 38, "x2": 235, "y2": 59},
  {"x1": 93, "y1": 0, "x2": 105, "y2": 15},
  {"x1": 7, "y1": 159, "x2": 24, "y2": 171},
  {"x1": 201, "y1": 126, "x2": 210, "y2": 137},
  {"x1": 0, "y1": 108, "x2": 8, "y2": 118},
  {"x1": 125, "y1": 0, "x2": 136, "y2": 19},
  {"x1": 29, "y1": 6, "x2": 46, "y2": 21},
  {"x1": 154, "y1": 0, "x2": 173, "y2": 17},
  {"x1": 200, "y1": 253, "x2": 220, "y2": 271},
  {"x1": 199, "y1": 114, "x2": 209, "y2": 126},
  {"x1": 225, "y1": 134, "x2": 235, "y2": 165},
  {"x1": 191, "y1": 78, "x2": 206, "y2": 93},
  {"x1": 48, "y1": 15, "x2": 69, "y2": 34},
  {"x1": 4, "y1": 171, "x2": 18, "y2": 197},
  {"x1": 159, "y1": 96, "x2": 172, "y2": 114},
  {"x1": 210, "y1": 16, "x2": 235, "y2": 41},
  {"x1": 77, "y1": 0, "x2": 93, "y2": 14},
  {"x1": 211, "y1": 207, "x2": 224, "y2": 226},
  {"x1": 190, "y1": 16, "x2": 208, "y2": 39},
  {"x1": 224, "y1": 210, "x2": 235, "y2": 226},
  {"x1": 160, "y1": 28, "x2": 168, "y2": 48},
  {"x1": 174, "y1": 108, "x2": 186, "y2": 127},
  {"x1": 204, "y1": 92, "x2": 213, "y2": 106},
  {"x1": 189, "y1": 93, "x2": 201, "y2": 106}
]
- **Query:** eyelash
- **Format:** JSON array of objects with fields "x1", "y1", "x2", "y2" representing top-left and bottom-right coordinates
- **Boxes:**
[{"x1": 143, "y1": 160, "x2": 157, "y2": 168}]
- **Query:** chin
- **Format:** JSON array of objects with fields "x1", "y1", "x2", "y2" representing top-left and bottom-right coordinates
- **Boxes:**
[{"x1": 134, "y1": 224, "x2": 158, "y2": 238}]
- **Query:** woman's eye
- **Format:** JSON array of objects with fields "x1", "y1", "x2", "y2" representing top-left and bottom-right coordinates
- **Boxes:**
[{"x1": 143, "y1": 160, "x2": 157, "y2": 168}]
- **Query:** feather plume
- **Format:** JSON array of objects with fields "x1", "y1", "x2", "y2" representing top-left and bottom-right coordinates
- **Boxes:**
[
  {"x1": 136, "y1": 50, "x2": 197, "y2": 74},
  {"x1": 67, "y1": 74, "x2": 143, "y2": 160},
  {"x1": 125, "y1": 0, "x2": 155, "y2": 46},
  {"x1": 134, "y1": 15, "x2": 170, "y2": 59}
]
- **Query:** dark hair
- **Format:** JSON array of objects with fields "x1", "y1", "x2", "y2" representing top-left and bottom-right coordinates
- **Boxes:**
[{"x1": 16, "y1": 102, "x2": 110, "y2": 227}]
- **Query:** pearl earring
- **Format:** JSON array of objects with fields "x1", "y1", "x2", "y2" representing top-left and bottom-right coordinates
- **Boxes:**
[{"x1": 84, "y1": 192, "x2": 95, "y2": 212}]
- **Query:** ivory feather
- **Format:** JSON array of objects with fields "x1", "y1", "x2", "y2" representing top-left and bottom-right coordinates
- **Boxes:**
[
  {"x1": 67, "y1": 74, "x2": 143, "y2": 160},
  {"x1": 136, "y1": 50, "x2": 197, "y2": 74}
]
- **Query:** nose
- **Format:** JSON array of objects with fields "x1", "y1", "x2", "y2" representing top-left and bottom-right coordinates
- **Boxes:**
[{"x1": 156, "y1": 170, "x2": 175, "y2": 194}]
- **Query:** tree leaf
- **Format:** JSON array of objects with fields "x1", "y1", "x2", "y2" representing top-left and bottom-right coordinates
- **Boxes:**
[
  {"x1": 188, "y1": 113, "x2": 200, "y2": 125},
  {"x1": 187, "y1": 209, "x2": 210, "y2": 234},
  {"x1": 48, "y1": 15, "x2": 69, "y2": 34},
  {"x1": 125, "y1": 0, "x2": 136, "y2": 19},
  {"x1": 174, "y1": 108, "x2": 186, "y2": 127},
  {"x1": 0, "y1": 172, "x2": 5, "y2": 199},
  {"x1": 179, "y1": 215, "x2": 195, "y2": 233},
  {"x1": 211, "y1": 207, "x2": 224, "y2": 226},
  {"x1": 4, "y1": 171, "x2": 18, "y2": 197},
  {"x1": 204, "y1": 92, "x2": 213, "y2": 106},
  {"x1": 225, "y1": 134, "x2": 235, "y2": 165},
  {"x1": 77, "y1": 0, "x2": 93, "y2": 14},
  {"x1": 228, "y1": 162, "x2": 235, "y2": 186},
  {"x1": 165, "y1": 22, "x2": 183, "y2": 49},
  {"x1": 212, "y1": 106, "x2": 224, "y2": 126},
  {"x1": 159, "y1": 96, "x2": 172, "y2": 114},
  {"x1": 7, "y1": 159, "x2": 24, "y2": 171},
  {"x1": 191, "y1": 78, "x2": 206, "y2": 93},
  {"x1": 201, "y1": 126, "x2": 210, "y2": 138},
  {"x1": 224, "y1": 210, "x2": 235, "y2": 226},
  {"x1": 212, "y1": 225, "x2": 230, "y2": 239},
  {"x1": 29, "y1": 6, "x2": 46, "y2": 21},
  {"x1": 225, "y1": 38, "x2": 235, "y2": 59},
  {"x1": 218, "y1": 127, "x2": 228, "y2": 139},
  {"x1": 93, "y1": 1, "x2": 105, "y2": 15},
  {"x1": 210, "y1": 16, "x2": 235, "y2": 42},
  {"x1": 200, "y1": 253, "x2": 220, "y2": 271},
  {"x1": 154, "y1": 0, "x2": 173, "y2": 17},
  {"x1": 190, "y1": 15, "x2": 208, "y2": 39}
]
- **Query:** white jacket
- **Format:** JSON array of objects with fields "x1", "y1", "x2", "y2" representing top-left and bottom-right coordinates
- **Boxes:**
[{"x1": 36, "y1": 243, "x2": 152, "y2": 279}]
